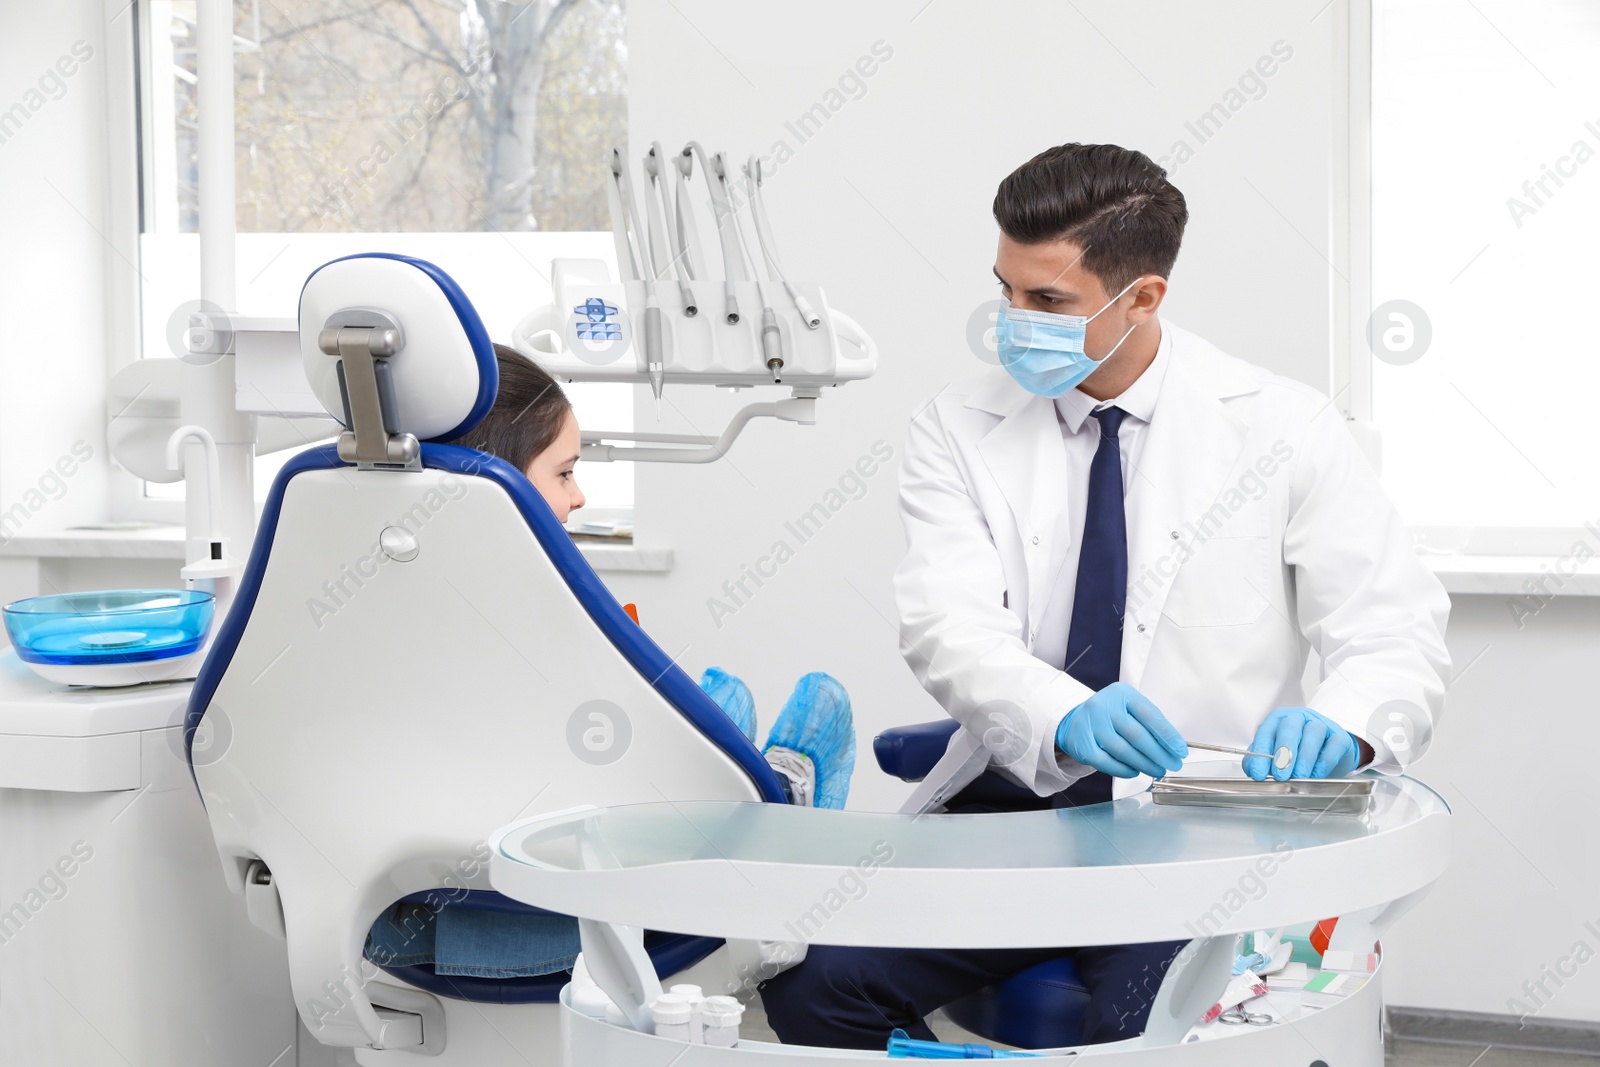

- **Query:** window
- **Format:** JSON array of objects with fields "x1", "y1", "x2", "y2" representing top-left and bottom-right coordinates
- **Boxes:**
[
  {"x1": 1370, "y1": 0, "x2": 1600, "y2": 543},
  {"x1": 131, "y1": 0, "x2": 631, "y2": 518}
]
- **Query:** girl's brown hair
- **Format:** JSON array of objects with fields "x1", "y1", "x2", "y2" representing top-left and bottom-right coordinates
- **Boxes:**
[{"x1": 448, "y1": 344, "x2": 573, "y2": 471}]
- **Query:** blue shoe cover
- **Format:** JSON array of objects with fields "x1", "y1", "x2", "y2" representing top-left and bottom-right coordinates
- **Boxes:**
[
  {"x1": 699, "y1": 667, "x2": 757, "y2": 743},
  {"x1": 764, "y1": 672, "x2": 856, "y2": 810}
]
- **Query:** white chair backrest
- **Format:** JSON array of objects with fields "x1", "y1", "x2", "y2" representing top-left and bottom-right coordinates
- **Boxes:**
[{"x1": 186, "y1": 253, "x2": 784, "y2": 1048}]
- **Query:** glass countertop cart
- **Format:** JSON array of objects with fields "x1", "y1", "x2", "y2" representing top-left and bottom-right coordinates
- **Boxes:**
[{"x1": 490, "y1": 773, "x2": 1450, "y2": 1064}]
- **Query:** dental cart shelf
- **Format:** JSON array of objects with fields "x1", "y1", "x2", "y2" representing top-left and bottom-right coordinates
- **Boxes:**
[
  {"x1": 486, "y1": 775, "x2": 1450, "y2": 1063},
  {"x1": 490, "y1": 774, "x2": 1449, "y2": 948}
]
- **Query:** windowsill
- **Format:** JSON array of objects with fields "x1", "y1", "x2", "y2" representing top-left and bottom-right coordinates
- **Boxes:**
[
  {"x1": 0, "y1": 526, "x2": 188, "y2": 560},
  {"x1": 0, "y1": 526, "x2": 673, "y2": 574},
  {"x1": 574, "y1": 542, "x2": 674, "y2": 573},
  {"x1": 24, "y1": 530, "x2": 1577, "y2": 592},
  {"x1": 1422, "y1": 554, "x2": 1600, "y2": 597}
]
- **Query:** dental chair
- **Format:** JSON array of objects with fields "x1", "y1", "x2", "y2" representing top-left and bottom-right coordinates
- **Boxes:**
[
  {"x1": 874, "y1": 720, "x2": 1092, "y2": 1049},
  {"x1": 186, "y1": 252, "x2": 790, "y2": 1063}
]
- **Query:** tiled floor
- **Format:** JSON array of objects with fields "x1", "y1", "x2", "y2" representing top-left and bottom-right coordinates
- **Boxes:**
[
  {"x1": 736, "y1": 1001, "x2": 1597, "y2": 1063},
  {"x1": 1387, "y1": 1042, "x2": 1593, "y2": 1065}
]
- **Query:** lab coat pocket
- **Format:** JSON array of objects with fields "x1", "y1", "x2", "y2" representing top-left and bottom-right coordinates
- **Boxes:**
[{"x1": 1161, "y1": 535, "x2": 1271, "y2": 627}]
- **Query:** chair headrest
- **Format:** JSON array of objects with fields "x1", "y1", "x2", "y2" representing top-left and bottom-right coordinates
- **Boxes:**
[{"x1": 299, "y1": 253, "x2": 498, "y2": 441}]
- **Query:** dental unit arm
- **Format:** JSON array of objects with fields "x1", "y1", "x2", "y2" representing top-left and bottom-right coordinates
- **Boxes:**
[{"x1": 514, "y1": 140, "x2": 877, "y2": 464}]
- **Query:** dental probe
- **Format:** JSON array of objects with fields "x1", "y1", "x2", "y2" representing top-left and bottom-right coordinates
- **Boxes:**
[{"x1": 1187, "y1": 740, "x2": 1294, "y2": 770}]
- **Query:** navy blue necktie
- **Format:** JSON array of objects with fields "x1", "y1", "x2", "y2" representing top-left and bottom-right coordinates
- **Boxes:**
[{"x1": 1056, "y1": 405, "x2": 1128, "y2": 807}]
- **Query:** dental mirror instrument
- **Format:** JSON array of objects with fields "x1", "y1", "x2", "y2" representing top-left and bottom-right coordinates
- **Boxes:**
[
  {"x1": 714, "y1": 150, "x2": 784, "y2": 384},
  {"x1": 745, "y1": 155, "x2": 821, "y2": 328},
  {"x1": 1188, "y1": 740, "x2": 1294, "y2": 770}
]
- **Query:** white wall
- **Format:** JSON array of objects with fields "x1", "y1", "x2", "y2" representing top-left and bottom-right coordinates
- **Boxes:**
[
  {"x1": 0, "y1": 0, "x2": 118, "y2": 545},
  {"x1": 1384, "y1": 596, "x2": 1600, "y2": 1021}
]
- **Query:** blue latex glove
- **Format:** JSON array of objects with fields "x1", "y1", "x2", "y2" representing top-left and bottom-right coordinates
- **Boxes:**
[
  {"x1": 1244, "y1": 707, "x2": 1360, "y2": 781},
  {"x1": 1054, "y1": 682, "x2": 1188, "y2": 780}
]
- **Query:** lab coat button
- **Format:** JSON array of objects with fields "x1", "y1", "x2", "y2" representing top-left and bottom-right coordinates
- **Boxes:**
[
  {"x1": 1170, "y1": 530, "x2": 1180, "y2": 540},
  {"x1": 1136, "y1": 622, "x2": 1148, "y2": 634},
  {"x1": 1031, "y1": 535, "x2": 1040, "y2": 545}
]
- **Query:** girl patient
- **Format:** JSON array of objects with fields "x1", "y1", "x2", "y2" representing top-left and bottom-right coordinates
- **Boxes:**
[{"x1": 365, "y1": 344, "x2": 856, "y2": 979}]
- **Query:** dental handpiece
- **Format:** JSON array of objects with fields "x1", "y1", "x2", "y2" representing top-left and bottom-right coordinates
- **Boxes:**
[
  {"x1": 644, "y1": 143, "x2": 696, "y2": 317},
  {"x1": 715, "y1": 150, "x2": 784, "y2": 381},
  {"x1": 686, "y1": 142, "x2": 742, "y2": 324},
  {"x1": 761, "y1": 308, "x2": 783, "y2": 384}
]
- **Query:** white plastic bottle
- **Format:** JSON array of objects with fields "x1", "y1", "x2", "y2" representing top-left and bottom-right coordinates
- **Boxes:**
[
  {"x1": 567, "y1": 954, "x2": 613, "y2": 1019},
  {"x1": 668, "y1": 983, "x2": 705, "y2": 1043},
  {"x1": 570, "y1": 982, "x2": 613, "y2": 1019},
  {"x1": 651, "y1": 992, "x2": 694, "y2": 1041},
  {"x1": 702, "y1": 995, "x2": 745, "y2": 1047}
]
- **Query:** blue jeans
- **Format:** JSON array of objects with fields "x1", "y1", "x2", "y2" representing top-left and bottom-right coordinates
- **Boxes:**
[{"x1": 365, "y1": 899, "x2": 580, "y2": 978}]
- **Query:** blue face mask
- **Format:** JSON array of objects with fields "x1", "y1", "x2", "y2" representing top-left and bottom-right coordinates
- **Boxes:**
[{"x1": 995, "y1": 277, "x2": 1143, "y2": 397}]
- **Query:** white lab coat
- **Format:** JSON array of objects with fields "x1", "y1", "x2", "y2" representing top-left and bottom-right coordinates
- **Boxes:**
[{"x1": 893, "y1": 321, "x2": 1450, "y2": 811}]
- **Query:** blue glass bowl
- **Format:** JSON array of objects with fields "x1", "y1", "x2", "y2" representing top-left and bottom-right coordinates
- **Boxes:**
[{"x1": 3, "y1": 590, "x2": 215, "y2": 667}]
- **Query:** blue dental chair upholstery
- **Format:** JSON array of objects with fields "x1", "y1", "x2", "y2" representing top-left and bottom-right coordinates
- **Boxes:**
[
  {"x1": 185, "y1": 253, "x2": 789, "y2": 1053},
  {"x1": 874, "y1": 720, "x2": 1090, "y2": 1049}
]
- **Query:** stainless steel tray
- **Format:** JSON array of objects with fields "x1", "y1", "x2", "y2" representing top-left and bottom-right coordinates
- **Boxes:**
[{"x1": 1150, "y1": 776, "x2": 1374, "y2": 816}]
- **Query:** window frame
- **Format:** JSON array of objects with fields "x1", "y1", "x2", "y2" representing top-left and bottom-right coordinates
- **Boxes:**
[
  {"x1": 1347, "y1": 0, "x2": 1586, "y2": 558},
  {"x1": 1332, "y1": 0, "x2": 1374, "y2": 431},
  {"x1": 107, "y1": 0, "x2": 174, "y2": 523},
  {"x1": 113, "y1": 0, "x2": 635, "y2": 528}
]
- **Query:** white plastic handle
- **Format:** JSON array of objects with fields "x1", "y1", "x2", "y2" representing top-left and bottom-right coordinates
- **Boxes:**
[
  {"x1": 488, "y1": 804, "x2": 608, "y2": 865},
  {"x1": 829, "y1": 308, "x2": 877, "y2": 362},
  {"x1": 514, "y1": 304, "x2": 567, "y2": 357}
]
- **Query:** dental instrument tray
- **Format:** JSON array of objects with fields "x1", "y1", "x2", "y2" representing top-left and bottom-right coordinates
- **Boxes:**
[{"x1": 1150, "y1": 777, "x2": 1374, "y2": 816}]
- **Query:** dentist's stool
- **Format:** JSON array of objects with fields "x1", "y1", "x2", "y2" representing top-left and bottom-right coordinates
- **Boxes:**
[
  {"x1": 185, "y1": 252, "x2": 790, "y2": 1063},
  {"x1": 875, "y1": 719, "x2": 1090, "y2": 1048}
]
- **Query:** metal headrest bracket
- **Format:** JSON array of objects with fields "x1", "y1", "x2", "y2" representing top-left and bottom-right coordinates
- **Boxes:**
[{"x1": 318, "y1": 308, "x2": 421, "y2": 471}]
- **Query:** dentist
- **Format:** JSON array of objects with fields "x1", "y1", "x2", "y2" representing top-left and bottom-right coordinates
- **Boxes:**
[{"x1": 763, "y1": 143, "x2": 1450, "y2": 1046}]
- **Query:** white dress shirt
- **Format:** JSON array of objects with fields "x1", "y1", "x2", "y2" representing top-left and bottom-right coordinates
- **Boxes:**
[{"x1": 1030, "y1": 320, "x2": 1173, "y2": 675}]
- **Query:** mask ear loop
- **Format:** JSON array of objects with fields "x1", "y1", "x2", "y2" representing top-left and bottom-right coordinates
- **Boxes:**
[{"x1": 1084, "y1": 276, "x2": 1146, "y2": 364}]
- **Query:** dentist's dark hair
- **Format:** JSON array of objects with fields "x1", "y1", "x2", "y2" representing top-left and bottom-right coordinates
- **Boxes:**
[
  {"x1": 993, "y1": 143, "x2": 1188, "y2": 290},
  {"x1": 448, "y1": 344, "x2": 572, "y2": 473}
]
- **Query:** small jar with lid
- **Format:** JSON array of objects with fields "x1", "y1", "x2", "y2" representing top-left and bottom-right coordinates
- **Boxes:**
[
  {"x1": 702, "y1": 995, "x2": 745, "y2": 1047},
  {"x1": 650, "y1": 992, "x2": 694, "y2": 1042}
]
